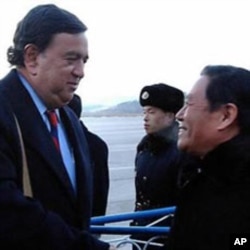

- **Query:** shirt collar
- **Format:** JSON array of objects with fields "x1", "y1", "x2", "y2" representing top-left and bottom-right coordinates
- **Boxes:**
[{"x1": 17, "y1": 72, "x2": 61, "y2": 123}]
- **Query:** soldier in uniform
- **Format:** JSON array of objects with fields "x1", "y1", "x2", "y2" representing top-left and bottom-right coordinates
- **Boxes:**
[{"x1": 130, "y1": 83, "x2": 184, "y2": 249}]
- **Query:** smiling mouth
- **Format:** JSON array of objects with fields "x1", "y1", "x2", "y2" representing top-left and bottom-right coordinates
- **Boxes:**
[
  {"x1": 178, "y1": 126, "x2": 187, "y2": 133},
  {"x1": 68, "y1": 81, "x2": 78, "y2": 85},
  {"x1": 68, "y1": 82, "x2": 78, "y2": 89}
]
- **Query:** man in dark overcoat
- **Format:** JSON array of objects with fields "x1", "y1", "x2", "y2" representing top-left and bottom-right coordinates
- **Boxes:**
[
  {"x1": 0, "y1": 4, "x2": 113, "y2": 250},
  {"x1": 168, "y1": 65, "x2": 250, "y2": 250}
]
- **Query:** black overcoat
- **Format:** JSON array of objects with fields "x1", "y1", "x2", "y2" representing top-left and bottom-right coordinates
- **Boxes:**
[
  {"x1": 0, "y1": 69, "x2": 109, "y2": 250},
  {"x1": 81, "y1": 123, "x2": 109, "y2": 218},
  {"x1": 169, "y1": 135, "x2": 250, "y2": 250}
]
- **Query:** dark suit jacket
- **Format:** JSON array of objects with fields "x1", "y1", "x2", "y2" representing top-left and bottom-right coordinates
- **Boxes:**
[
  {"x1": 81, "y1": 123, "x2": 109, "y2": 218},
  {"x1": 0, "y1": 69, "x2": 109, "y2": 250}
]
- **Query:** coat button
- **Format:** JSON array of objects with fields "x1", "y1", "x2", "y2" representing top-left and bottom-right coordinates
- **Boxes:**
[{"x1": 143, "y1": 176, "x2": 147, "y2": 181}]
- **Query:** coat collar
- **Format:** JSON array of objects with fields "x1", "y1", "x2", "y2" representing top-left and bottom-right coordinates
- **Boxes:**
[
  {"x1": 137, "y1": 121, "x2": 178, "y2": 154},
  {"x1": 201, "y1": 134, "x2": 250, "y2": 184}
]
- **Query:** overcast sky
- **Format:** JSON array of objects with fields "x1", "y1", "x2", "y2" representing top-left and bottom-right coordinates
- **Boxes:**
[{"x1": 1, "y1": 0, "x2": 250, "y2": 106}]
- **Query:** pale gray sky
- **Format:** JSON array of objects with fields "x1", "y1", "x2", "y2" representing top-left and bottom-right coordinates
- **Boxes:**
[{"x1": 1, "y1": 0, "x2": 250, "y2": 106}]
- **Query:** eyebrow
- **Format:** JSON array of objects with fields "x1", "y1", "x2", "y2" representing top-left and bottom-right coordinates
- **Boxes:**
[{"x1": 66, "y1": 51, "x2": 88, "y2": 58}]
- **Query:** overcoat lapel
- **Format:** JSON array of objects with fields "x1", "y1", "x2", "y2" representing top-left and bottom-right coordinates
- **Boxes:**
[
  {"x1": 60, "y1": 107, "x2": 93, "y2": 228},
  {"x1": 0, "y1": 70, "x2": 76, "y2": 200}
]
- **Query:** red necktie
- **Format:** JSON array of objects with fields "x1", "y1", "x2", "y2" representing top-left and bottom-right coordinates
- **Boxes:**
[{"x1": 46, "y1": 110, "x2": 60, "y2": 152}]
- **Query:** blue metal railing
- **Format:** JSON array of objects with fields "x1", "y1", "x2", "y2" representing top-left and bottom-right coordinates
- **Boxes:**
[
  {"x1": 90, "y1": 206, "x2": 176, "y2": 235},
  {"x1": 91, "y1": 225, "x2": 171, "y2": 235}
]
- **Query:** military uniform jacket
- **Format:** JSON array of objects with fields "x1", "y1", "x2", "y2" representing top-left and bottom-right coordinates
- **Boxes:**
[
  {"x1": 0, "y1": 69, "x2": 109, "y2": 250},
  {"x1": 134, "y1": 122, "x2": 181, "y2": 220}
]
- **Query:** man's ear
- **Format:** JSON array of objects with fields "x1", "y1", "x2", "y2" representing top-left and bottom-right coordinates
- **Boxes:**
[
  {"x1": 218, "y1": 103, "x2": 238, "y2": 131},
  {"x1": 23, "y1": 44, "x2": 39, "y2": 75}
]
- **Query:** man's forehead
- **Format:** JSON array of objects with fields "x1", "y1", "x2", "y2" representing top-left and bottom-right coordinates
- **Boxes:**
[
  {"x1": 143, "y1": 106, "x2": 157, "y2": 111},
  {"x1": 188, "y1": 76, "x2": 209, "y2": 100}
]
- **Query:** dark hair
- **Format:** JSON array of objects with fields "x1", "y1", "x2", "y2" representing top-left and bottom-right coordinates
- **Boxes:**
[
  {"x1": 201, "y1": 65, "x2": 250, "y2": 134},
  {"x1": 7, "y1": 4, "x2": 87, "y2": 67}
]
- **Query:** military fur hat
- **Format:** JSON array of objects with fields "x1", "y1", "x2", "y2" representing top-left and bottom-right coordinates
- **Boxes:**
[{"x1": 139, "y1": 83, "x2": 184, "y2": 114}]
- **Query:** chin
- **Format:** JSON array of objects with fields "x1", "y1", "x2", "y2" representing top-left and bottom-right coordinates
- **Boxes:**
[{"x1": 177, "y1": 140, "x2": 187, "y2": 151}]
